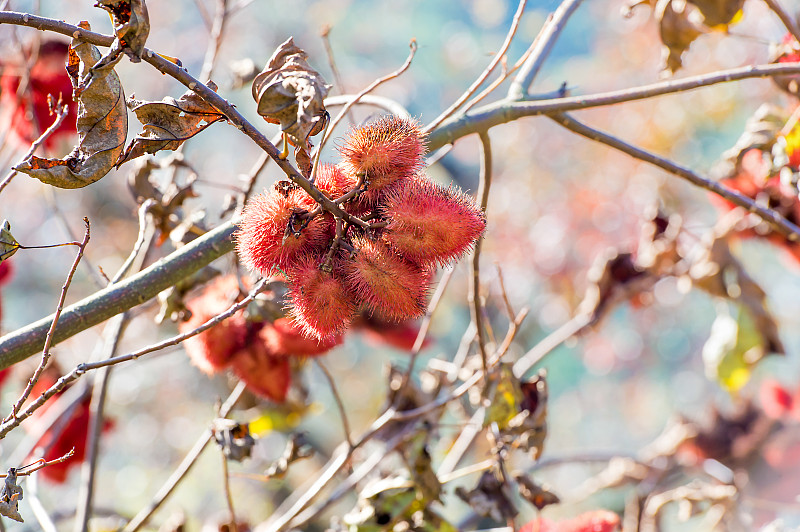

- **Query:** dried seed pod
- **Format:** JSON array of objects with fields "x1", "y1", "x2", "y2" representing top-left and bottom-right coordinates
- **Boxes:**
[{"x1": 229, "y1": 341, "x2": 291, "y2": 403}]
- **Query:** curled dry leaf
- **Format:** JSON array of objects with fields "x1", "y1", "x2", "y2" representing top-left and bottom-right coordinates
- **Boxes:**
[
  {"x1": 485, "y1": 365, "x2": 549, "y2": 459},
  {"x1": 0, "y1": 469, "x2": 23, "y2": 523},
  {"x1": 117, "y1": 82, "x2": 225, "y2": 166},
  {"x1": 211, "y1": 418, "x2": 255, "y2": 462},
  {"x1": 95, "y1": 0, "x2": 150, "y2": 64},
  {"x1": 454, "y1": 467, "x2": 518, "y2": 523},
  {"x1": 0, "y1": 220, "x2": 19, "y2": 262},
  {"x1": 514, "y1": 473, "x2": 560, "y2": 510},
  {"x1": 15, "y1": 27, "x2": 127, "y2": 189},
  {"x1": 251, "y1": 37, "x2": 330, "y2": 151}
]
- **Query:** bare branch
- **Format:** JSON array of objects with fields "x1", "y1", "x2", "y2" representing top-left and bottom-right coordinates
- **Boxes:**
[
  {"x1": 321, "y1": 39, "x2": 418, "y2": 149},
  {"x1": 314, "y1": 358, "x2": 353, "y2": 448},
  {"x1": 763, "y1": 0, "x2": 800, "y2": 47},
  {"x1": 508, "y1": 0, "x2": 585, "y2": 99},
  {"x1": 199, "y1": 0, "x2": 229, "y2": 81},
  {"x1": 549, "y1": 112, "x2": 800, "y2": 241},
  {"x1": 122, "y1": 382, "x2": 246, "y2": 532},
  {"x1": 470, "y1": 131, "x2": 493, "y2": 382},
  {"x1": 424, "y1": 0, "x2": 528, "y2": 132},
  {"x1": 5, "y1": 218, "x2": 90, "y2": 422}
]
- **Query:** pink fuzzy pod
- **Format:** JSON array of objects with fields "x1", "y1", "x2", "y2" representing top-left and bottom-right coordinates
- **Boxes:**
[
  {"x1": 236, "y1": 183, "x2": 334, "y2": 274},
  {"x1": 286, "y1": 253, "x2": 357, "y2": 339},
  {"x1": 337, "y1": 115, "x2": 427, "y2": 206},
  {"x1": 180, "y1": 276, "x2": 248, "y2": 375},
  {"x1": 343, "y1": 237, "x2": 430, "y2": 321},
  {"x1": 381, "y1": 177, "x2": 486, "y2": 267},
  {"x1": 260, "y1": 317, "x2": 343, "y2": 356},
  {"x1": 229, "y1": 340, "x2": 292, "y2": 403}
]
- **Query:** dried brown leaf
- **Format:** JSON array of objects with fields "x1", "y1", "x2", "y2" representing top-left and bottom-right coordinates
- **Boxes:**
[
  {"x1": 454, "y1": 467, "x2": 518, "y2": 522},
  {"x1": 251, "y1": 37, "x2": 330, "y2": 148},
  {"x1": 657, "y1": 0, "x2": 704, "y2": 75},
  {"x1": 514, "y1": 473, "x2": 560, "y2": 510},
  {"x1": 690, "y1": 0, "x2": 744, "y2": 28},
  {"x1": 0, "y1": 469, "x2": 23, "y2": 523},
  {"x1": 96, "y1": 0, "x2": 150, "y2": 63},
  {"x1": 212, "y1": 418, "x2": 255, "y2": 462},
  {"x1": 117, "y1": 83, "x2": 224, "y2": 166},
  {"x1": 15, "y1": 31, "x2": 127, "y2": 188}
]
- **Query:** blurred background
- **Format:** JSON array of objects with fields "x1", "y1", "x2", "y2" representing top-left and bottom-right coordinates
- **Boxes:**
[{"x1": 0, "y1": 0, "x2": 799, "y2": 530}]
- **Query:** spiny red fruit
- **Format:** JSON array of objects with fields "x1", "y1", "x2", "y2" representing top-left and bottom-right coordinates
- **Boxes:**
[
  {"x1": 381, "y1": 177, "x2": 486, "y2": 267},
  {"x1": 0, "y1": 40, "x2": 78, "y2": 151},
  {"x1": 314, "y1": 163, "x2": 356, "y2": 201},
  {"x1": 236, "y1": 183, "x2": 333, "y2": 274},
  {"x1": 230, "y1": 341, "x2": 291, "y2": 403},
  {"x1": 337, "y1": 115, "x2": 426, "y2": 205},
  {"x1": 180, "y1": 275, "x2": 248, "y2": 375},
  {"x1": 344, "y1": 238, "x2": 429, "y2": 321},
  {"x1": 286, "y1": 253, "x2": 356, "y2": 339},
  {"x1": 260, "y1": 317, "x2": 343, "y2": 356}
]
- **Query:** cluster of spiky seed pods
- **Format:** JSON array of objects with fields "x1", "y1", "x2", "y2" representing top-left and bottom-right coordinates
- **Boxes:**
[{"x1": 236, "y1": 115, "x2": 486, "y2": 340}]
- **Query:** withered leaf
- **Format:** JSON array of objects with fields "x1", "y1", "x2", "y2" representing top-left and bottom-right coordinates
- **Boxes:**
[
  {"x1": 95, "y1": 0, "x2": 150, "y2": 64},
  {"x1": 211, "y1": 418, "x2": 255, "y2": 462},
  {"x1": 485, "y1": 365, "x2": 549, "y2": 459},
  {"x1": 251, "y1": 37, "x2": 330, "y2": 148},
  {"x1": 117, "y1": 82, "x2": 224, "y2": 166},
  {"x1": 455, "y1": 467, "x2": 518, "y2": 522},
  {"x1": 15, "y1": 30, "x2": 127, "y2": 188},
  {"x1": 578, "y1": 250, "x2": 652, "y2": 327},
  {"x1": 514, "y1": 473, "x2": 560, "y2": 510},
  {"x1": 402, "y1": 426, "x2": 442, "y2": 503},
  {"x1": 689, "y1": 0, "x2": 744, "y2": 28},
  {"x1": 263, "y1": 432, "x2": 313, "y2": 479},
  {"x1": 0, "y1": 469, "x2": 23, "y2": 523},
  {"x1": 0, "y1": 220, "x2": 19, "y2": 262},
  {"x1": 657, "y1": 0, "x2": 704, "y2": 75}
]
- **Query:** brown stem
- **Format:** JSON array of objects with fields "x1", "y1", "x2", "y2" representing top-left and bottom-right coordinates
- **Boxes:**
[
  {"x1": 199, "y1": 0, "x2": 228, "y2": 81},
  {"x1": 470, "y1": 131, "x2": 492, "y2": 383}
]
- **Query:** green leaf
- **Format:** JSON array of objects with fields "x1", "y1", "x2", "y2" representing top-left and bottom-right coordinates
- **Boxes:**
[{"x1": 0, "y1": 221, "x2": 19, "y2": 262}]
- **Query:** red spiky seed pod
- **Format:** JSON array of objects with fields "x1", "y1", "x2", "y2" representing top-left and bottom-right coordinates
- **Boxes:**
[
  {"x1": 236, "y1": 183, "x2": 333, "y2": 274},
  {"x1": 337, "y1": 115, "x2": 427, "y2": 205},
  {"x1": 180, "y1": 275, "x2": 248, "y2": 375},
  {"x1": 344, "y1": 238, "x2": 430, "y2": 321},
  {"x1": 381, "y1": 177, "x2": 486, "y2": 267},
  {"x1": 229, "y1": 341, "x2": 291, "y2": 403},
  {"x1": 286, "y1": 253, "x2": 356, "y2": 339},
  {"x1": 314, "y1": 163, "x2": 356, "y2": 201},
  {"x1": 260, "y1": 317, "x2": 343, "y2": 356}
]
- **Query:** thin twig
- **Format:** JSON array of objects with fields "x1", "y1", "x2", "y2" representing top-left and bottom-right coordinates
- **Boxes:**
[
  {"x1": 424, "y1": 0, "x2": 528, "y2": 133},
  {"x1": 320, "y1": 24, "x2": 354, "y2": 127},
  {"x1": 396, "y1": 266, "x2": 455, "y2": 404},
  {"x1": 508, "y1": 0, "x2": 585, "y2": 99},
  {"x1": 73, "y1": 314, "x2": 128, "y2": 532},
  {"x1": 0, "y1": 101, "x2": 68, "y2": 194},
  {"x1": 470, "y1": 131, "x2": 492, "y2": 383},
  {"x1": 4, "y1": 218, "x2": 90, "y2": 422},
  {"x1": 549, "y1": 112, "x2": 800, "y2": 242},
  {"x1": 763, "y1": 0, "x2": 800, "y2": 47},
  {"x1": 221, "y1": 452, "x2": 238, "y2": 532},
  {"x1": 314, "y1": 358, "x2": 353, "y2": 448},
  {"x1": 193, "y1": 0, "x2": 213, "y2": 29},
  {"x1": 324, "y1": 94, "x2": 412, "y2": 118},
  {"x1": 0, "y1": 280, "x2": 265, "y2": 441},
  {"x1": 436, "y1": 408, "x2": 486, "y2": 478},
  {"x1": 512, "y1": 313, "x2": 592, "y2": 378},
  {"x1": 200, "y1": 0, "x2": 228, "y2": 81},
  {"x1": 320, "y1": 39, "x2": 417, "y2": 150},
  {"x1": 122, "y1": 382, "x2": 247, "y2": 532}
]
